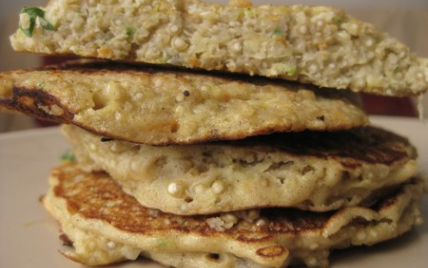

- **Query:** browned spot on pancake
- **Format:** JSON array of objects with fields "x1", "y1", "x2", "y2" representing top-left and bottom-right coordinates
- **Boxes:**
[
  {"x1": 0, "y1": 85, "x2": 73, "y2": 123},
  {"x1": 237, "y1": 232, "x2": 272, "y2": 242},
  {"x1": 256, "y1": 245, "x2": 287, "y2": 258},
  {"x1": 371, "y1": 178, "x2": 419, "y2": 211},
  {"x1": 59, "y1": 232, "x2": 73, "y2": 247},
  {"x1": 218, "y1": 126, "x2": 413, "y2": 167}
]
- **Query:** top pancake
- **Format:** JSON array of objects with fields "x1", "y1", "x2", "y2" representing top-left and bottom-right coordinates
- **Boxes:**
[
  {"x1": 10, "y1": 0, "x2": 428, "y2": 96},
  {"x1": 0, "y1": 60, "x2": 368, "y2": 145}
]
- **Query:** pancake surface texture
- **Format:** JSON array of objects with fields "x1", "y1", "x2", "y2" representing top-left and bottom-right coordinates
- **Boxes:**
[
  {"x1": 10, "y1": 0, "x2": 428, "y2": 96},
  {"x1": 63, "y1": 124, "x2": 417, "y2": 215},
  {"x1": 43, "y1": 162, "x2": 424, "y2": 268},
  {"x1": 0, "y1": 61, "x2": 368, "y2": 145}
]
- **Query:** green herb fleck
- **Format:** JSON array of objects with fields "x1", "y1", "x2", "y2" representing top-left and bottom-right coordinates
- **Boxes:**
[
  {"x1": 19, "y1": 6, "x2": 56, "y2": 37},
  {"x1": 119, "y1": 52, "x2": 128, "y2": 58},
  {"x1": 23, "y1": 6, "x2": 45, "y2": 17},
  {"x1": 244, "y1": 7, "x2": 254, "y2": 16},
  {"x1": 273, "y1": 63, "x2": 298, "y2": 77},
  {"x1": 392, "y1": 66, "x2": 402, "y2": 74},
  {"x1": 61, "y1": 150, "x2": 76, "y2": 162},
  {"x1": 38, "y1": 81, "x2": 45, "y2": 88},
  {"x1": 126, "y1": 26, "x2": 136, "y2": 37},
  {"x1": 160, "y1": 56, "x2": 169, "y2": 64},
  {"x1": 273, "y1": 27, "x2": 284, "y2": 36},
  {"x1": 152, "y1": 2, "x2": 162, "y2": 13},
  {"x1": 158, "y1": 240, "x2": 168, "y2": 248},
  {"x1": 39, "y1": 17, "x2": 55, "y2": 31},
  {"x1": 285, "y1": 66, "x2": 297, "y2": 76},
  {"x1": 332, "y1": 17, "x2": 343, "y2": 25}
]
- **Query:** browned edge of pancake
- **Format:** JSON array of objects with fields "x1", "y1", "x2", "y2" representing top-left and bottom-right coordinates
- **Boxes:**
[{"x1": 0, "y1": 61, "x2": 368, "y2": 145}]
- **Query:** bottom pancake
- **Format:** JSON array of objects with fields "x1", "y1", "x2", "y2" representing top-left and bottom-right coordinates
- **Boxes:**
[{"x1": 42, "y1": 162, "x2": 424, "y2": 268}]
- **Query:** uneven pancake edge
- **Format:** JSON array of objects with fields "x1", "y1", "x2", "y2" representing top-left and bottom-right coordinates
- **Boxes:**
[
  {"x1": 42, "y1": 162, "x2": 424, "y2": 267},
  {"x1": 9, "y1": 0, "x2": 428, "y2": 96},
  {"x1": 62, "y1": 124, "x2": 417, "y2": 215},
  {"x1": 0, "y1": 61, "x2": 369, "y2": 145}
]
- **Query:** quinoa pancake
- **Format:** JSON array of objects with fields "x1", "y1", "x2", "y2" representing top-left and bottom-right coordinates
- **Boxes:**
[
  {"x1": 10, "y1": 0, "x2": 428, "y2": 96},
  {"x1": 0, "y1": 60, "x2": 368, "y2": 145},
  {"x1": 62, "y1": 124, "x2": 417, "y2": 215},
  {"x1": 42, "y1": 162, "x2": 425, "y2": 267}
]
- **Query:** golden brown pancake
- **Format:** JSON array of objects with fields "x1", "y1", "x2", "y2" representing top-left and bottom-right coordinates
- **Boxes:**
[
  {"x1": 10, "y1": 0, "x2": 428, "y2": 96},
  {"x1": 43, "y1": 162, "x2": 424, "y2": 267},
  {"x1": 62, "y1": 124, "x2": 417, "y2": 215},
  {"x1": 0, "y1": 60, "x2": 368, "y2": 145}
]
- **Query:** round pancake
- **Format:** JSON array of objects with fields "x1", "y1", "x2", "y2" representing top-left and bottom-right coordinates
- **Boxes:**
[
  {"x1": 0, "y1": 61, "x2": 368, "y2": 145},
  {"x1": 62, "y1": 124, "x2": 417, "y2": 215},
  {"x1": 10, "y1": 0, "x2": 428, "y2": 96},
  {"x1": 42, "y1": 162, "x2": 425, "y2": 267}
]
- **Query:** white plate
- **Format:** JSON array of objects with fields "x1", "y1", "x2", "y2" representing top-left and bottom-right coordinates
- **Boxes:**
[{"x1": 0, "y1": 116, "x2": 427, "y2": 268}]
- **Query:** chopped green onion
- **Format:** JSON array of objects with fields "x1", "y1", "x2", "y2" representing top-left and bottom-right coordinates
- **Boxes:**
[
  {"x1": 19, "y1": 6, "x2": 55, "y2": 37},
  {"x1": 39, "y1": 17, "x2": 55, "y2": 31},
  {"x1": 19, "y1": 17, "x2": 35, "y2": 38},
  {"x1": 126, "y1": 26, "x2": 136, "y2": 37},
  {"x1": 22, "y1": 6, "x2": 45, "y2": 18}
]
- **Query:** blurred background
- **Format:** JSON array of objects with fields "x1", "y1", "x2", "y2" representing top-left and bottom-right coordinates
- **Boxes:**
[{"x1": 0, "y1": 0, "x2": 427, "y2": 133}]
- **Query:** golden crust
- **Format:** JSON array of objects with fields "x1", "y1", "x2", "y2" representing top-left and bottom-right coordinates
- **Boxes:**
[
  {"x1": 0, "y1": 61, "x2": 368, "y2": 145},
  {"x1": 63, "y1": 124, "x2": 418, "y2": 215},
  {"x1": 42, "y1": 162, "x2": 425, "y2": 267}
]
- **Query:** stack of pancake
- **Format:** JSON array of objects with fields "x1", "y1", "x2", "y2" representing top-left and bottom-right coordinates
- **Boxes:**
[{"x1": 1, "y1": 0, "x2": 427, "y2": 267}]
